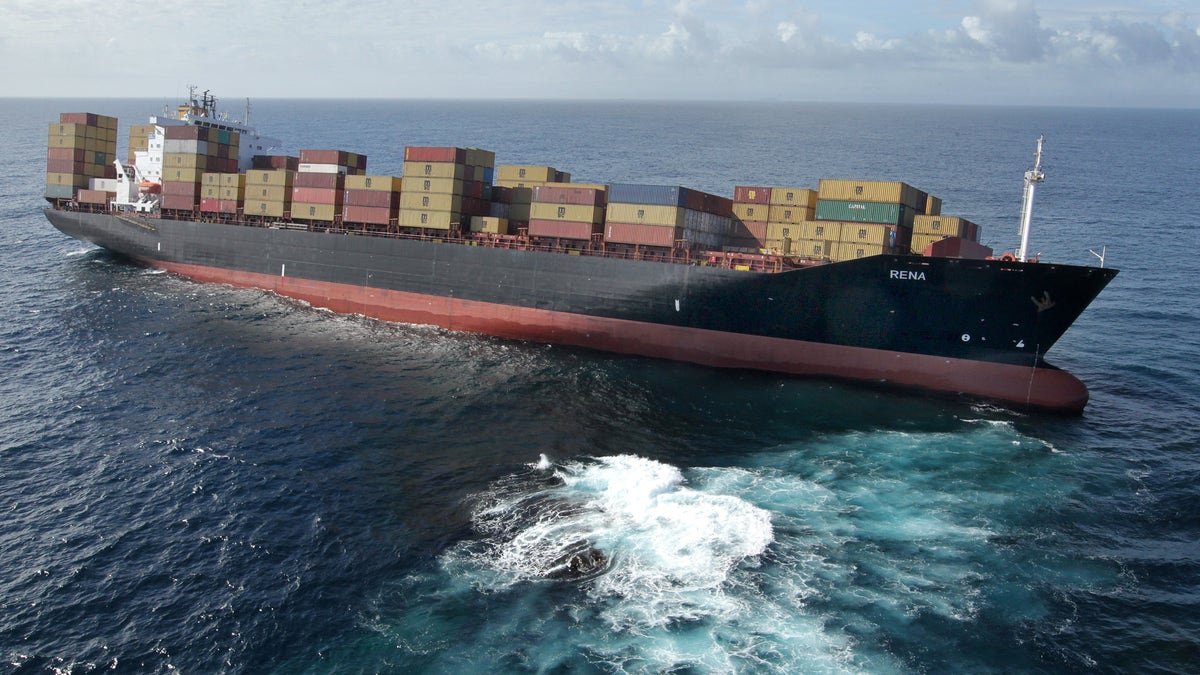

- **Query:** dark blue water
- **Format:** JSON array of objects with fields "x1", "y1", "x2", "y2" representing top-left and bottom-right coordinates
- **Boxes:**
[{"x1": 2, "y1": 99, "x2": 1197, "y2": 673}]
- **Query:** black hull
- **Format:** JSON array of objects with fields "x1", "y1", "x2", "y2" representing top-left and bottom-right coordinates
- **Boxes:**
[{"x1": 45, "y1": 208, "x2": 1118, "y2": 411}]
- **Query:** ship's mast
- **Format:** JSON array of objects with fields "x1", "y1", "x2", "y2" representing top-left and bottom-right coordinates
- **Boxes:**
[{"x1": 1017, "y1": 135, "x2": 1045, "y2": 262}]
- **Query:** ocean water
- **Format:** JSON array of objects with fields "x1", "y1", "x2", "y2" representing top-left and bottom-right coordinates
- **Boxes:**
[{"x1": 2, "y1": 98, "x2": 1198, "y2": 673}]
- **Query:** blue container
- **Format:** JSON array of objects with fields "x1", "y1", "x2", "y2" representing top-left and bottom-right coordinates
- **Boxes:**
[
  {"x1": 483, "y1": 167, "x2": 495, "y2": 184},
  {"x1": 607, "y1": 183, "x2": 687, "y2": 207}
]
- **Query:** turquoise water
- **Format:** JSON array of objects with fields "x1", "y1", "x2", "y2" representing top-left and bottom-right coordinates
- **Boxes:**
[{"x1": 1, "y1": 99, "x2": 1197, "y2": 673}]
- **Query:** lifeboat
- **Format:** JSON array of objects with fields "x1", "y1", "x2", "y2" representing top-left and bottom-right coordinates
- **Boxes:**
[{"x1": 139, "y1": 180, "x2": 161, "y2": 194}]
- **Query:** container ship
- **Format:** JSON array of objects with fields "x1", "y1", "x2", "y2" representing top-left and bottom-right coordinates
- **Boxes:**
[{"x1": 43, "y1": 90, "x2": 1117, "y2": 412}]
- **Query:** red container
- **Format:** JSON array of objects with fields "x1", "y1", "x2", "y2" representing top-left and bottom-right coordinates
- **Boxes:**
[
  {"x1": 343, "y1": 205, "x2": 394, "y2": 225},
  {"x1": 46, "y1": 159, "x2": 87, "y2": 174},
  {"x1": 684, "y1": 188, "x2": 706, "y2": 212},
  {"x1": 163, "y1": 126, "x2": 207, "y2": 141},
  {"x1": 344, "y1": 190, "x2": 396, "y2": 208},
  {"x1": 926, "y1": 237, "x2": 993, "y2": 259},
  {"x1": 199, "y1": 197, "x2": 221, "y2": 212},
  {"x1": 162, "y1": 181, "x2": 201, "y2": 197},
  {"x1": 77, "y1": 189, "x2": 112, "y2": 205},
  {"x1": 528, "y1": 219, "x2": 600, "y2": 240},
  {"x1": 161, "y1": 194, "x2": 198, "y2": 210},
  {"x1": 533, "y1": 185, "x2": 606, "y2": 207},
  {"x1": 404, "y1": 146, "x2": 467, "y2": 164},
  {"x1": 59, "y1": 112, "x2": 100, "y2": 126},
  {"x1": 291, "y1": 187, "x2": 342, "y2": 204},
  {"x1": 293, "y1": 172, "x2": 345, "y2": 189},
  {"x1": 734, "y1": 186, "x2": 772, "y2": 205},
  {"x1": 604, "y1": 222, "x2": 681, "y2": 246},
  {"x1": 705, "y1": 194, "x2": 734, "y2": 216},
  {"x1": 252, "y1": 155, "x2": 300, "y2": 171},
  {"x1": 733, "y1": 220, "x2": 769, "y2": 239},
  {"x1": 48, "y1": 147, "x2": 87, "y2": 162},
  {"x1": 217, "y1": 200, "x2": 240, "y2": 213}
]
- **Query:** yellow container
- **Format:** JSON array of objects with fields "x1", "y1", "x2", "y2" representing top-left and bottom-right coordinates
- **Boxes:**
[
  {"x1": 911, "y1": 233, "x2": 949, "y2": 254},
  {"x1": 405, "y1": 177, "x2": 463, "y2": 195},
  {"x1": 45, "y1": 172, "x2": 89, "y2": 187},
  {"x1": 769, "y1": 187, "x2": 817, "y2": 207},
  {"x1": 294, "y1": 202, "x2": 339, "y2": 221},
  {"x1": 496, "y1": 165, "x2": 557, "y2": 182},
  {"x1": 244, "y1": 199, "x2": 287, "y2": 218},
  {"x1": 398, "y1": 209, "x2": 454, "y2": 229},
  {"x1": 834, "y1": 241, "x2": 891, "y2": 261},
  {"x1": 250, "y1": 185, "x2": 290, "y2": 201},
  {"x1": 733, "y1": 203, "x2": 770, "y2": 222},
  {"x1": 399, "y1": 192, "x2": 462, "y2": 212},
  {"x1": 202, "y1": 185, "x2": 220, "y2": 199},
  {"x1": 219, "y1": 185, "x2": 245, "y2": 200},
  {"x1": 530, "y1": 203, "x2": 605, "y2": 224},
  {"x1": 925, "y1": 195, "x2": 943, "y2": 216},
  {"x1": 345, "y1": 175, "x2": 402, "y2": 192},
  {"x1": 221, "y1": 174, "x2": 246, "y2": 188},
  {"x1": 818, "y1": 179, "x2": 923, "y2": 209},
  {"x1": 494, "y1": 178, "x2": 544, "y2": 189},
  {"x1": 792, "y1": 238, "x2": 833, "y2": 259},
  {"x1": 470, "y1": 216, "x2": 509, "y2": 234},
  {"x1": 402, "y1": 161, "x2": 465, "y2": 180},
  {"x1": 798, "y1": 221, "x2": 842, "y2": 241},
  {"x1": 47, "y1": 123, "x2": 87, "y2": 141},
  {"x1": 201, "y1": 172, "x2": 224, "y2": 187},
  {"x1": 765, "y1": 222, "x2": 801, "y2": 241},
  {"x1": 840, "y1": 222, "x2": 890, "y2": 245},
  {"x1": 605, "y1": 203, "x2": 684, "y2": 227},
  {"x1": 246, "y1": 169, "x2": 294, "y2": 187},
  {"x1": 913, "y1": 215, "x2": 969, "y2": 237},
  {"x1": 767, "y1": 204, "x2": 814, "y2": 224},
  {"x1": 162, "y1": 167, "x2": 204, "y2": 183}
]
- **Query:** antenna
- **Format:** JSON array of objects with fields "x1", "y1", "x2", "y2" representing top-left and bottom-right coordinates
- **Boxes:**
[{"x1": 1017, "y1": 135, "x2": 1045, "y2": 263}]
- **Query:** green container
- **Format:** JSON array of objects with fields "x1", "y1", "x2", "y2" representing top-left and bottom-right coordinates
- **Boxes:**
[{"x1": 816, "y1": 199, "x2": 909, "y2": 225}]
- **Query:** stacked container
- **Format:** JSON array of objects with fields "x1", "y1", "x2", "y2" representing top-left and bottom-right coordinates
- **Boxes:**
[
  {"x1": 398, "y1": 147, "x2": 495, "y2": 230},
  {"x1": 159, "y1": 126, "x2": 240, "y2": 212},
  {"x1": 910, "y1": 215, "x2": 981, "y2": 255},
  {"x1": 291, "y1": 149, "x2": 367, "y2": 223},
  {"x1": 199, "y1": 173, "x2": 246, "y2": 215},
  {"x1": 815, "y1": 179, "x2": 925, "y2": 260},
  {"x1": 128, "y1": 124, "x2": 156, "y2": 165},
  {"x1": 494, "y1": 165, "x2": 571, "y2": 229},
  {"x1": 46, "y1": 112, "x2": 118, "y2": 201},
  {"x1": 343, "y1": 175, "x2": 403, "y2": 227},
  {"x1": 244, "y1": 168, "x2": 295, "y2": 218},
  {"x1": 527, "y1": 184, "x2": 607, "y2": 240},
  {"x1": 730, "y1": 186, "x2": 820, "y2": 254},
  {"x1": 604, "y1": 184, "x2": 734, "y2": 250}
]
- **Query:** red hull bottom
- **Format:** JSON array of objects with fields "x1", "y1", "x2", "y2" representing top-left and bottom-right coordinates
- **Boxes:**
[{"x1": 145, "y1": 259, "x2": 1090, "y2": 413}]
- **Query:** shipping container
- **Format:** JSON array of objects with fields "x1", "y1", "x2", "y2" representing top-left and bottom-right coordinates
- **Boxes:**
[
  {"x1": 76, "y1": 189, "x2": 113, "y2": 205},
  {"x1": 816, "y1": 199, "x2": 914, "y2": 226},
  {"x1": 397, "y1": 208, "x2": 454, "y2": 229},
  {"x1": 44, "y1": 184, "x2": 76, "y2": 199},
  {"x1": 469, "y1": 216, "x2": 509, "y2": 234},
  {"x1": 344, "y1": 189, "x2": 398, "y2": 208},
  {"x1": 507, "y1": 203, "x2": 532, "y2": 221},
  {"x1": 216, "y1": 200, "x2": 240, "y2": 214},
  {"x1": 399, "y1": 192, "x2": 463, "y2": 212},
  {"x1": 732, "y1": 220, "x2": 769, "y2": 240},
  {"x1": 220, "y1": 173, "x2": 246, "y2": 189},
  {"x1": 604, "y1": 203, "x2": 683, "y2": 228},
  {"x1": 45, "y1": 172, "x2": 90, "y2": 188},
  {"x1": 244, "y1": 199, "x2": 288, "y2": 218},
  {"x1": 344, "y1": 175, "x2": 402, "y2": 192},
  {"x1": 162, "y1": 167, "x2": 205, "y2": 183},
  {"x1": 293, "y1": 203, "x2": 339, "y2": 221},
  {"x1": 834, "y1": 241, "x2": 895, "y2": 261},
  {"x1": 160, "y1": 194, "x2": 199, "y2": 211},
  {"x1": 402, "y1": 161, "x2": 466, "y2": 180},
  {"x1": 201, "y1": 185, "x2": 220, "y2": 200},
  {"x1": 913, "y1": 214, "x2": 972, "y2": 238},
  {"x1": 767, "y1": 204, "x2": 814, "y2": 224},
  {"x1": 733, "y1": 186, "x2": 772, "y2": 205},
  {"x1": 768, "y1": 187, "x2": 817, "y2": 207},
  {"x1": 199, "y1": 198, "x2": 221, "y2": 213},
  {"x1": 529, "y1": 202, "x2": 605, "y2": 224},
  {"x1": 201, "y1": 172, "x2": 224, "y2": 187},
  {"x1": 405, "y1": 177, "x2": 463, "y2": 195},
  {"x1": 291, "y1": 187, "x2": 343, "y2": 204},
  {"x1": 47, "y1": 147, "x2": 86, "y2": 162},
  {"x1": 247, "y1": 185, "x2": 290, "y2": 202},
  {"x1": 299, "y1": 149, "x2": 366, "y2": 170},
  {"x1": 404, "y1": 146, "x2": 468, "y2": 164},
  {"x1": 496, "y1": 165, "x2": 558, "y2": 183},
  {"x1": 162, "y1": 181, "x2": 202, "y2": 197},
  {"x1": 925, "y1": 195, "x2": 942, "y2": 216},
  {"x1": 533, "y1": 185, "x2": 606, "y2": 207},
  {"x1": 606, "y1": 184, "x2": 690, "y2": 208},
  {"x1": 603, "y1": 222, "x2": 680, "y2": 247},
  {"x1": 817, "y1": 179, "x2": 924, "y2": 210},
  {"x1": 797, "y1": 221, "x2": 842, "y2": 241},
  {"x1": 924, "y1": 237, "x2": 993, "y2": 259},
  {"x1": 528, "y1": 219, "x2": 600, "y2": 240},
  {"x1": 219, "y1": 185, "x2": 245, "y2": 201},
  {"x1": 343, "y1": 205, "x2": 394, "y2": 225},
  {"x1": 733, "y1": 203, "x2": 770, "y2": 222},
  {"x1": 293, "y1": 172, "x2": 345, "y2": 189},
  {"x1": 246, "y1": 169, "x2": 295, "y2": 187},
  {"x1": 251, "y1": 155, "x2": 300, "y2": 171},
  {"x1": 790, "y1": 238, "x2": 833, "y2": 259}
]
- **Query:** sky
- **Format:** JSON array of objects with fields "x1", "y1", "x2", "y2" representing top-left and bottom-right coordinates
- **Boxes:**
[{"x1": 4, "y1": 0, "x2": 1197, "y2": 107}]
